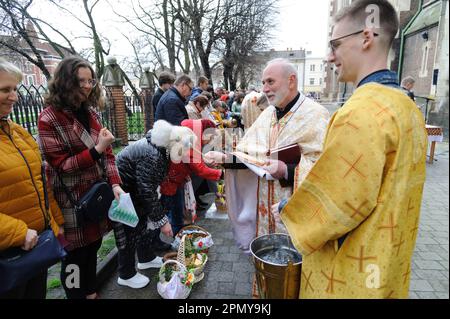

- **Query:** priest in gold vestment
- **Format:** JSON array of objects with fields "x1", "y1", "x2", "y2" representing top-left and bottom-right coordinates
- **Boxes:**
[
  {"x1": 278, "y1": 0, "x2": 428, "y2": 299},
  {"x1": 205, "y1": 58, "x2": 329, "y2": 253}
]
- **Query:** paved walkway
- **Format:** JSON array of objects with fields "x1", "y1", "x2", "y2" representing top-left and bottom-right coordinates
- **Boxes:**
[{"x1": 97, "y1": 143, "x2": 449, "y2": 299}]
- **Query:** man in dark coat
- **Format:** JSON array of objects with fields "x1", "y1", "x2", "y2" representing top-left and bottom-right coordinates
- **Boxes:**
[
  {"x1": 155, "y1": 74, "x2": 193, "y2": 125},
  {"x1": 152, "y1": 71, "x2": 175, "y2": 115}
]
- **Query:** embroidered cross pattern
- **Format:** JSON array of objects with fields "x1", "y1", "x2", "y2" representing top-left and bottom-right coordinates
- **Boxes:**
[
  {"x1": 374, "y1": 101, "x2": 393, "y2": 118},
  {"x1": 402, "y1": 264, "x2": 411, "y2": 285},
  {"x1": 302, "y1": 271, "x2": 315, "y2": 292},
  {"x1": 333, "y1": 111, "x2": 359, "y2": 130},
  {"x1": 345, "y1": 200, "x2": 369, "y2": 219},
  {"x1": 321, "y1": 267, "x2": 346, "y2": 294},
  {"x1": 410, "y1": 217, "x2": 419, "y2": 240},
  {"x1": 406, "y1": 198, "x2": 415, "y2": 217},
  {"x1": 303, "y1": 240, "x2": 321, "y2": 254},
  {"x1": 345, "y1": 245, "x2": 377, "y2": 273},
  {"x1": 393, "y1": 232, "x2": 405, "y2": 257},
  {"x1": 305, "y1": 201, "x2": 326, "y2": 224},
  {"x1": 341, "y1": 154, "x2": 367, "y2": 179},
  {"x1": 378, "y1": 213, "x2": 398, "y2": 243}
]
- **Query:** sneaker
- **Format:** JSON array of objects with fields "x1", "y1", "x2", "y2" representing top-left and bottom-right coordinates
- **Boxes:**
[
  {"x1": 117, "y1": 273, "x2": 149, "y2": 289},
  {"x1": 137, "y1": 256, "x2": 164, "y2": 270}
]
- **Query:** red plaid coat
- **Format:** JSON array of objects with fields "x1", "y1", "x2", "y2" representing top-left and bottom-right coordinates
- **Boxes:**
[{"x1": 38, "y1": 105, "x2": 122, "y2": 250}]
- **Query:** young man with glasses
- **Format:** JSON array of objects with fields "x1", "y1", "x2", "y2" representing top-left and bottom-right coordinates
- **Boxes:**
[{"x1": 276, "y1": 0, "x2": 427, "y2": 298}]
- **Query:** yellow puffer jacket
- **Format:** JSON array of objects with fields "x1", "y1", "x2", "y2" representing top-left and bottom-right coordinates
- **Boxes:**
[{"x1": 0, "y1": 119, "x2": 64, "y2": 250}]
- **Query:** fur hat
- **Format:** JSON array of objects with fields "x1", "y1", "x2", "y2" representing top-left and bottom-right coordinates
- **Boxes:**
[{"x1": 151, "y1": 120, "x2": 196, "y2": 162}]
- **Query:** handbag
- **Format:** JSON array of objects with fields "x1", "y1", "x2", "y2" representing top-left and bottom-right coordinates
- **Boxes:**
[
  {"x1": 57, "y1": 157, "x2": 114, "y2": 224},
  {"x1": 76, "y1": 181, "x2": 114, "y2": 223},
  {"x1": 50, "y1": 115, "x2": 115, "y2": 225},
  {"x1": 0, "y1": 165, "x2": 67, "y2": 294}
]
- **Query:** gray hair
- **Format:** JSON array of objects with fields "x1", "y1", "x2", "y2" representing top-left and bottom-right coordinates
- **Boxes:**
[
  {"x1": 401, "y1": 76, "x2": 415, "y2": 86},
  {"x1": 265, "y1": 58, "x2": 298, "y2": 79},
  {"x1": 0, "y1": 58, "x2": 23, "y2": 82}
]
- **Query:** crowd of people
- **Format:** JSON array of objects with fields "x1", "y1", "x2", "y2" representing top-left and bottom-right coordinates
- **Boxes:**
[{"x1": 0, "y1": 0, "x2": 428, "y2": 300}]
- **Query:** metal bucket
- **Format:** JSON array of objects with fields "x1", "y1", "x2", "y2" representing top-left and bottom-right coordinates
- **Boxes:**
[{"x1": 250, "y1": 233, "x2": 302, "y2": 299}]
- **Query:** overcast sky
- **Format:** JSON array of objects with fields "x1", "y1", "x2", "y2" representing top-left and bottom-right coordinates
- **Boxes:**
[
  {"x1": 272, "y1": 0, "x2": 330, "y2": 56},
  {"x1": 30, "y1": 0, "x2": 330, "y2": 60}
]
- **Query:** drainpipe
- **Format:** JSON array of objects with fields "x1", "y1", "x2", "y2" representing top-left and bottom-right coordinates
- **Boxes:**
[{"x1": 398, "y1": 0, "x2": 424, "y2": 79}]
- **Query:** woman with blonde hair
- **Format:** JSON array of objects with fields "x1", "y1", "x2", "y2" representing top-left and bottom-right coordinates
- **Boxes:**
[{"x1": 0, "y1": 58, "x2": 64, "y2": 298}]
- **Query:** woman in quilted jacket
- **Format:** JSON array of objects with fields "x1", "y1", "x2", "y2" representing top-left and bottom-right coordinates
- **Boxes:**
[
  {"x1": 114, "y1": 120, "x2": 196, "y2": 289},
  {"x1": 38, "y1": 56, "x2": 125, "y2": 299},
  {"x1": 160, "y1": 119, "x2": 223, "y2": 234},
  {"x1": 0, "y1": 58, "x2": 64, "y2": 298}
]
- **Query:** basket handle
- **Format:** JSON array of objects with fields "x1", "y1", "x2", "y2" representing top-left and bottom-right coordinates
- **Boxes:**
[
  {"x1": 177, "y1": 234, "x2": 187, "y2": 266},
  {"x1": 181, "y1": 224, "x2": 210, "y2": 235},
  {"x1": 159, "y1": 259, "x2": 187, "y2": 276}
]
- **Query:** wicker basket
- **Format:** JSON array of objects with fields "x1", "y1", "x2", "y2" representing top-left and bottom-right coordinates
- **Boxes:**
[
  {"x1": 175, "y1": 225, "x2": 212, "y2": 254},
  {"x1": 215, "y1": 197, "x2": 227, "y2": 213},
  {"x1": 157, "y1": 259, "x2": 193, "y2": 299},
  {"x1": 178, "y1": 234, "x2": 207, "y2": 283}
]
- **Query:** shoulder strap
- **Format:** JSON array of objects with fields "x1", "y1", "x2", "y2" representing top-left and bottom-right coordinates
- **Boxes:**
[{"x1": 40, "y1": 163, "x2": 52, "y2": 229}]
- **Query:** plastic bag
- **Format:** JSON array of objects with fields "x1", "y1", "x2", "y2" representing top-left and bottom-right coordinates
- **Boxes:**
[
  {"x1": 184, "y1": 178, "x2": 197, "y2": 224},
  {"x1": 157, "y1": 260, "x2": 193, "y2": 299},
  {"x1": 108, "y1": 193, "x2": 139, "y2": 227}
]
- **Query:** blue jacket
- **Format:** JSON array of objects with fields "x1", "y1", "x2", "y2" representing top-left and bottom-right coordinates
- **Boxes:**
[
  {"x1": 357, "y1": 69, "x2": 399, "y2": 89},
  {"x1": 155, "y1": 87, "x2": 188, "y2": 125}
]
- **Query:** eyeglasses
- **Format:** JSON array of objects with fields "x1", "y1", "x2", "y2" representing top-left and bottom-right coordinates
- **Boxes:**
[
  {"x1": 79, "y1": 79, "x2": 98, "y2": 88},
  {"x1": 185, "y1": 82, "x2": 193, "y2": 91},
  {"x1": 329, "y1": 30, "x2": 379, "y2": 53}
]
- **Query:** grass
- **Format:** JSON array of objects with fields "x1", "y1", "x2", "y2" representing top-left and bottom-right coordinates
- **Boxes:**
[
  {"x1": 127, "y1": 112, "x2": 145, "y2": 136},
  {"x1": 47, "y1": 278, "x2": 62, "y2": 290},
  {"x1": 97, "y1": 232, "x2": 117, "y2": 261}
]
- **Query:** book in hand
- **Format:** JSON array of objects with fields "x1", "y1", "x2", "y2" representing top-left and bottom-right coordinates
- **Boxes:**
[
  {"x1": 231, "y1": 150, "x2": 266, "y2": 167},
  {"x1": 269, "y1": 143, "x2": 301, "y2": 165}
]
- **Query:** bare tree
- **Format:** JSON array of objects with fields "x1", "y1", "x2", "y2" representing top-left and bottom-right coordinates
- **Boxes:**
[
  {"x1": 48, "y1": 0, "x2": 111, "y2": 78},
  {"x1": 111, "y1": 0, "x2": 192, "y2": 74},
  {"x1": 0, "y1": 0, "x2": 77, "y2": 79},
  {"x1": 219, "y1": 0, "x2": 277, "y2": 90},
  {"x1": 180, "y1": 0, "x2": 228, "y2": 84}
]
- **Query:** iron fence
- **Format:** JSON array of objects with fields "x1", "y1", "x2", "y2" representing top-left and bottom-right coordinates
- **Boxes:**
[
  {"x1": 10, "y1": 85, "x2": 146, "y2": 141},
  {"x1": 124, "y1": 88, "x2": 146, "y2": 141},
  {"x1": 10, "y1": 85, "x2": 48, "y2": 136}
]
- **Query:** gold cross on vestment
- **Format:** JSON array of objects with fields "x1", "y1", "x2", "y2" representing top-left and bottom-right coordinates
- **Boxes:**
[
  {"x1": 402, "y1": 264, "x2": 411, "y2": 285},
  {"x1": 302, "y1": 271, "x2": 315, "y2": 292},
  {"x1": 305, "y1": 201, "x2": 326, "y2": 224},
  {"x1": 410, "y1": 218, "x2": 419, "y2": 240},
  {"x1": 378, "y1": 213, "x2": 398, "y2": 243},
  {"x1": 341, "y1": 154, "x2": 367, "y2": 179},
  {"x1": 374, "y1": 101, "x2": 393, "y2": 118},
  {"x1": 345, "y1": 245, "x2": 377, "y2": 273},
  {"x1": 321, "y1": 267, "x2": 346, "y2": 294},
  {"x1": 406, "y1": 198, "x2": 415, "y2": 217},
  {"x1": 393, "y1": 232, "x2": 406, "y2": 257},
  {"x1": 345, "y1": 200, "x2": 369, "y2": 219}
]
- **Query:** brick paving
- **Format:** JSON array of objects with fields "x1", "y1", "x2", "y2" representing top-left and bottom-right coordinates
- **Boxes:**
[{"x1": 95, "y1": 143, "x2": 449, "y2": 299}]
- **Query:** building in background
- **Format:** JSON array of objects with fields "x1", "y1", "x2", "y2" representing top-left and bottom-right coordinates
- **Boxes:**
[
  {"x1": 303, "y1": 50, "x2": 325, "y2": 99},
  {"x1": 400, "y1": 0, "x2": 448, "y2": 136},
  {"x1": 0, "y1": 21, "x2": 63, "y2": 87}
]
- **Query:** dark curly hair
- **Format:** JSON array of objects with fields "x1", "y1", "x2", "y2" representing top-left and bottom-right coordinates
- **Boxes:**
[{"x1": 45, "y1": 56, "x2": 104, "y2": 111}]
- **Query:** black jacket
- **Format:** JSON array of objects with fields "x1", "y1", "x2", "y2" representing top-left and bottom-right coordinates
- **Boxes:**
[
  {"x1": 115, "y1": 132, "x2": 169, "y2": 225},
  {"x1": 152, "y1": 87, "x2": 165, "y2": 115},
  {"x1": 155, "y1": 87, "x2": 188, "y2": 125}
]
